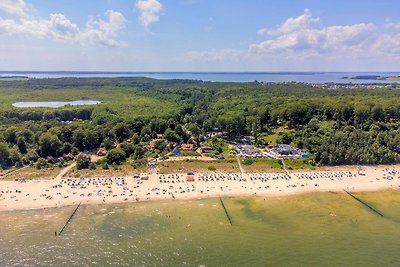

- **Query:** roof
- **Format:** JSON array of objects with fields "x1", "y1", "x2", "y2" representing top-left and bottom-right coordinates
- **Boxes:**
[
  {"x1": 96, "y1": 147, "x2": 107, "y2": 156},
  {"x1": 181, "y1": 143, "x2": 194, "y2": 150}
]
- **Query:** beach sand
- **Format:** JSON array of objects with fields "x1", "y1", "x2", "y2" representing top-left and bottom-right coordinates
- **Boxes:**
[{"x1": 0, "y1": 165, "x2": 399, "y2": 212}]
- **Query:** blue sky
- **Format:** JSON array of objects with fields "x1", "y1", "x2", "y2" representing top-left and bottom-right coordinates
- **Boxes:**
[{"x1": 0, "y1": 0, "x2": 400, "y2": 71}]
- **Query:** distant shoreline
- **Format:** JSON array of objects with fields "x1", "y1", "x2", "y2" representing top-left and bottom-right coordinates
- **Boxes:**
[
  {"x1": 1, "y1": 71, "x2": 400, "y2": 84},
  {"x1": 343, "y1": 75, "x2": 400, "y2": 81}
]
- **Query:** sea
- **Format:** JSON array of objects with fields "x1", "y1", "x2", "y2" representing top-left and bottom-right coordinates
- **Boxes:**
[
  {"x1": 1, "y1": 71, "x2": 400, "y2": 84},
  {"x1": 1, "y1": 191, "x2": 400, "y2": 266}
]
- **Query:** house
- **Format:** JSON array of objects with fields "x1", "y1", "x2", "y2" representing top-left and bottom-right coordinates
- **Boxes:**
[
  {"x1": 76, "y1": 152, "x2": 87, "y2": 158},
  {"x1": 65, "y1": 153, "x2": 75, "y2": 160},
  {"x1": 96, "y1": 147, "x2": 107, "y2": 156},
  {"x1": 156, "y1": 134, "x2": 164, "y2": 139},
  {"x1": 180, "y1": 143, "x2": 194, "y2": 150},
  {"x1": 145, "y1": 141, "x2": 156, "y2": 151}
]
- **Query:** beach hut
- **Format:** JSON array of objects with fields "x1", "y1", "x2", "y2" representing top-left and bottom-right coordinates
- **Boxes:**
[{"x1": 186, "y1": 172, "x2": 195, "y2": 182}]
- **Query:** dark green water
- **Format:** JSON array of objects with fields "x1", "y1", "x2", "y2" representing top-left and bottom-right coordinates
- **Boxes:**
[{"x1": 1, "y1": 191, "x2": 400, "y2": 266}]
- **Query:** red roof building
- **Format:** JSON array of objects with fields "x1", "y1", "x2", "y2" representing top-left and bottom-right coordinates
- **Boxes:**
[{"x1": 181, "y1": 143, "x2": 194, "y2": 150}]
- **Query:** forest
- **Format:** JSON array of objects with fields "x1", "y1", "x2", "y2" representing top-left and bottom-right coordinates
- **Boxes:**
[{"x1": 0, "y1": 77, "x2": 399, "y2": 170}]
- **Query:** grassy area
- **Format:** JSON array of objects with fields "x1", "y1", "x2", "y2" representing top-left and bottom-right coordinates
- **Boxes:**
[
  {"x1": 284, "y1": 159, "x2": 316, "y2": 171},
  {"x1": 158, "y1": 159, "x2": 239, "y2": 174},
  {"x1": 264, "y1": 127, "x2": 292, "y2": 146},
  {"x1": 241, "y1": 158, "x2": 285, "y2": 173},
  {"x1": 2, "y1": 166, "x2": 62, "y2": 180},
  {"x1": 66, "y1": 162, "x2": 149, "y2": 178}
]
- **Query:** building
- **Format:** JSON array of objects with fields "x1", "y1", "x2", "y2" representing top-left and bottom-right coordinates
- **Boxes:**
[
  {"x1": 96, "y1": 147, "x2": 107, "y2": 156},
  {"x1": 271, "y1": 144, "x2": 298, "y2": 156},
  {"x1": 180, "y1": 143, "x2": 194, "y2": 150},
  {"x1": 270, "y1": 144, "x2": 308, "y2": 158}
]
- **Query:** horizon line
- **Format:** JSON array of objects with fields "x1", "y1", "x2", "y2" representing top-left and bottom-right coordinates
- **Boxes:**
[{"x1": 1, "y1": 70, "x2": 400, "y2": 74}]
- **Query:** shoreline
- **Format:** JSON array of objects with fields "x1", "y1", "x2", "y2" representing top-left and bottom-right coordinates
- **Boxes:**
[{"x1": 1, "y1": 165, "x2": 399, "y2": 212}]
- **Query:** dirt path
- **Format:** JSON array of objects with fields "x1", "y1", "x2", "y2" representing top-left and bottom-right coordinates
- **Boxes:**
[
  {"x1": 236, "y1": 155, "x2": 244, "y2": 174},
  {"x1": 55, "y1": 163, "x2": 76, "y2": 181}
]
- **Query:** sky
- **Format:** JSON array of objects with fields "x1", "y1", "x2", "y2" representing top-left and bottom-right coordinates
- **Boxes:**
[{"x1": 0, "y1": 0, "x2": 400, "y2": 72}]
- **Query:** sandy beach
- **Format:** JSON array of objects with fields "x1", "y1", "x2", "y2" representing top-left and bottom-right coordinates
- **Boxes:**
[{"x1": 0, "y1": 165, "x2": 399, "y2": 212}]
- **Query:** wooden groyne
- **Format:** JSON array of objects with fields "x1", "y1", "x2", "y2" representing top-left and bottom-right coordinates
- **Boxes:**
[
  {"x1": 57, "y1": 202, "x2": 81, "y2": 236},
  {"x1": 219, "y1": 197, "x2": 233, "y2": 226},
  {"x1": 344, "y1": 190, "x2": 384, "y2": 217}
]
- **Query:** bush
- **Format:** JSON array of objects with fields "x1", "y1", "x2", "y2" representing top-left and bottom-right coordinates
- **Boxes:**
[
  {"x1": 102, "y1": 162, "x2": 109, "y2": 170},
  {"x1": 207, "y1": 165, "x2": 216, "y2": 171},
  {"x1": 242, "y1": 158, "x2": 255, "y2": 165},
  {"x1": 89, "y1": 162, "x2": 96, "y2": 170},
  {"x1": 35, "y1": 157, "x2": 48, "y2": 169}
]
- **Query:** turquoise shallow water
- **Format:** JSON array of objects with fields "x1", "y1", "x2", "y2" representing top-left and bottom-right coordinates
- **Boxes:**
[{"x1": 1, "y1": 191, "x2": 400, "y2": 266}]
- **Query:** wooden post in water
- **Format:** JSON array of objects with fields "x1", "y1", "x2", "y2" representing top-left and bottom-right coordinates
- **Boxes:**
[
  {"x1": 219, "y1": 197, "x2": 233, "y2": 226},
  {"x1": 344, "y1": 190, "x2": 384, "y2": 217},
  {"x1": 58, "y1": 202, "x2": 82, "y2": 236}
]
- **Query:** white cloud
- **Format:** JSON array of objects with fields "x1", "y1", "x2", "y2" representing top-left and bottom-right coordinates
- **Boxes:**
[
  {"x1": 0, "y1": 4, "x2": 126, "y2": 47},
  {"x1": 373, "y1": 34, "x2": 400, "y2": 55},
  {"x1": 251, "y1": 9, "x2": 375, "y2": 57},
  {"x1": 136, "y1": 0, "x2": 162, "y2": 27},
  {"x1": 0, "y1": 0, "x2": 28, "y2": 17},
  {"x1": 257, "y1": 9, "x2": 319, "y2": 36},
  {"x1": 384, "y1": 21, "x2": 400, "y2": 30}
]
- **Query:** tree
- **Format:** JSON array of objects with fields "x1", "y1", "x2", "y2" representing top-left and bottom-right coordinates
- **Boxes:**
[
  {"x1": 4, "y1": 127, "x2": 18, "y2": 145},
  {"x1": 280, "y1": 133, "x2": 293, "y2": 145},
  {"x1": 133, "y1": 146, "x2": 145, "y2": 159},
  {"x1": 72, "y1": 129, "x2": 86, "y2": 151},
  {"x1": 106, "y1": 148, "x2": 126, "y2": 165},
  {"x1": 17, "y1": 136, "x2": 27, "y2": 153},
  {"x1": 154, "y1": 140, "x2": 167, "y2": 151},
  {"x1": 120, "y1": 142, "x2": 135, "y2": 157},
  {"x1": 38, "y1": 133, "x2": 52, "y2": 157},
  {"x1": 114, "y1": 123, "x2": 129, "y2": 141},
  {"x1": 76, "y1": 156, "x2": 91, "y2": 169},
  {"x1": 0, "y1": 142, "x2": 10, "y2": 168}
]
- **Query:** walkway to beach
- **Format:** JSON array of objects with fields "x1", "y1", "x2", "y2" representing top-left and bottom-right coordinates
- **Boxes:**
[{"x1": 55, "y1": 163, "x2": 76, "y2": 181}]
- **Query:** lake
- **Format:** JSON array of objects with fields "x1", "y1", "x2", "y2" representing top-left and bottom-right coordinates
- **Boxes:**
[
  {"x1": 1, "y1": 191, "x2": 400, "y2": 266},
  {"x1": 12, "y1": 100, "x2": 101, "y2": 108},
  {"x1": 1, "y1": 71, "x2": 400, "y2": 83}
]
